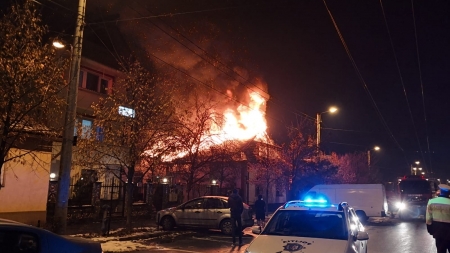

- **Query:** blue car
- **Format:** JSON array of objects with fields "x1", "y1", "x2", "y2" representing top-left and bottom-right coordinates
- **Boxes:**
[{"x1": 0, "y1": 219, "x2": 102, "y2": 253}]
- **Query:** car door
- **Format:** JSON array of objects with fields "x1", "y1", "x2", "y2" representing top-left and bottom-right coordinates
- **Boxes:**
[
  {"x1": 203, "y1": 197, "x2": 226, "y2": 227},
  {"x1": 177, "y1": 198, "x2": 205, "y2": 226},
  {"x1": 348, "y1": 208, "x2": 367, "y2": 253}
]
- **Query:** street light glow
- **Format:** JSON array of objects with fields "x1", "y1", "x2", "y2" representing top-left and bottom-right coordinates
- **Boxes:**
[
  {"x1": 415, "y1": 161, "x2": 420, "y2": 165},
  {"x1": 52, "y1": 41, "x2": 65, "y2": 48},
  {"x1": 329, "y1": 107, "x2": 338, "y2": 113},
  {"x1": 374, "y1": 146, "x2": 380, "y2": 151}
]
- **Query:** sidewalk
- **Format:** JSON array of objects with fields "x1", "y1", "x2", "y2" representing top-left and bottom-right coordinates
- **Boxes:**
[{"x1": 66, "y1": 216, "x2": 171, "y2": 240}]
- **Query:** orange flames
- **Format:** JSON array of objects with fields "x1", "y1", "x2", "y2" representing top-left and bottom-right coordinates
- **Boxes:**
[
  {"x1": 156, "y1": 90, "x2": 268, "y2": 161},
  {"x1": 215, "y1": 91, "x2": 268, "y2": 143}
]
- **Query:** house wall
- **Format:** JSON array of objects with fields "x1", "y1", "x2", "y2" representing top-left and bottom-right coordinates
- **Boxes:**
[{"x1": 0, "y1": 148, "x2": 51, "y2": 225}]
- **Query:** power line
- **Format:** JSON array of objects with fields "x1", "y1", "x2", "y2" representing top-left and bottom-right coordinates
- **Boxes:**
[
  {"x1": 379, "y1": 0, "x2": 426, "y2": 169},
  {"x1": 87, "y1": 4, "x2": 258, "y2": 25},
  {"x1": 123, "y1": 1, "x2": 315, "y2": 122},
  {"x1": 411, "y1": 0, "x2": 432, "y2": 173},
  {"x1": 322, "y1": 0, "x2": 409, "y2": 168}
]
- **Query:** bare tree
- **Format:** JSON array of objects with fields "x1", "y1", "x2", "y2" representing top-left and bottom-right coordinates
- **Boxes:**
[
  {"x1": 248, "y1": 135, "x2": 285, "y2": 213},
  {"x1": 282, "y1": 124, "x2": 316, "y2": 200},
  {"x1": 75, "y1": 60, "x2": 175, "y2": 233},
  {"x1": 336, "y1": 151, "x2": 380, "y2": 184},
  {"x1": 168, "y1": 95, "x2": 238, "y2": 199},
  {"x1": 0, "y1": 0, "x2": 68, "y2": 184}
]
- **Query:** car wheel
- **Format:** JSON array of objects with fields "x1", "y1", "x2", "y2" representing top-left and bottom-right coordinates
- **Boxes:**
[
  {"x1": 161, "y1": 216, "x2": 175, "y2": 231},
  {"x1": 355, "y1": 210, "x2": 368, "y2": 223},
  {"x1": 220, "y1": 219, "x2": 233, "y2": 235}
]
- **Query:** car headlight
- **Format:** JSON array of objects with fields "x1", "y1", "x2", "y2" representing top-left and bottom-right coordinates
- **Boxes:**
[{"x1": 395, "y1": 202, "x2": 405, "y2": 210}]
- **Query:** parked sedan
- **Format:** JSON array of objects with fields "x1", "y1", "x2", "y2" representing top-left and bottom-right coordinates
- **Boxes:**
[
  {"x1": 156, "y1": 196, "x2": 254, "y2": 235},
  {"x1": 0, "y1": 219, "x2": 102, "y2": 253}
]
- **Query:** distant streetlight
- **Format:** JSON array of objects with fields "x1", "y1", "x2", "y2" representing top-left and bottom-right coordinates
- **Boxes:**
[
  {"x1": 316, "y1": 106, "x2": 338, "y2": 150},
  {"x1": 411, "y1": 161, "x2": 421, "y2": 175}
]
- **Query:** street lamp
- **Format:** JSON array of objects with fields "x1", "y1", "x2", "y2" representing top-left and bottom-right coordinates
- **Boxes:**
[
  {"x1": 367, "y1": 146, "x2": 380, "y2": 168},
  {"x1": 316, "y1": 106, "x2": 338, "y2": 150},
  {"x1": 410, "y1": 161, "x2": 420, "y2": 175}
]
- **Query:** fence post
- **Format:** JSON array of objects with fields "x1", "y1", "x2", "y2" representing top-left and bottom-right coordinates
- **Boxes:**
[
  {"x1": 92, "y1": 182, "x2": 102, "y2": 217},
  {"x1": 146, "y1": 181, "x2": 153, "y2": 212}
]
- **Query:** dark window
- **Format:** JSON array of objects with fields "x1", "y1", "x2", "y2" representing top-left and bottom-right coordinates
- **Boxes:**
[
  {"x1": 96, "y1": 126, "x2": 104, "y2": 141},
  {"x1": 262, "y1": 210, "x2": 347, "y2": 240},
  {"x1": 399, "y1": 181, "x2": 431, "y2": 194},
  {"x1": 184, "y1": 199, "x2": 204, "y2": 209},
  {"x1": 0, "y1": 230, "x2": 40, "y2": 253},
  {"x1": 204, "y1": 198, "x2": 223, "y2": 209},
  {"x1": 220, "y1": 199, "x2": 228, "y2": 209},
  {"x1": 100, "y1": 79, "x2": 108, "y2": 94},
  {"x1": 86, "y1": 72, "x2": 99, "y2": 92}
]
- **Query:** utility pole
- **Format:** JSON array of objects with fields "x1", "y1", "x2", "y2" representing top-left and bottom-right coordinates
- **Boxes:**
[
  {"x1": 316, "y1": 113, "x2": 321, "y2": 152},
  {"x1": 54, "y1": 0, "x2": 86, "y2": 234}
]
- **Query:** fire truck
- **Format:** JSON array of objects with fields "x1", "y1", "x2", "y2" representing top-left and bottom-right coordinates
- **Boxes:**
[{"x1": 395, "y1": 175, "x2": 439, "y2": 219}]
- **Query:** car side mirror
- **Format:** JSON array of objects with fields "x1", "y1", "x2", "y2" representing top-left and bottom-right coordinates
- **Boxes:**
[
  {"x1": 356, "y1": 231, "x2": 369, "y2": 241},
  {"x1": 251, "y1": 226, "x2": 262, "y2": 234}
]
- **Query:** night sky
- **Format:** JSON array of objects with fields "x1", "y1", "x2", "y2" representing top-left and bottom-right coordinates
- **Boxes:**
[{"x1": 2, "y1": 0, "x2": 449, "y2": 181}]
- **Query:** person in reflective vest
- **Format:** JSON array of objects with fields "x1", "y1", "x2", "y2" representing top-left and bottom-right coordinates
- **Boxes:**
[{"x1": 426, "y1": 184, "x2": 450, "y2": 253}]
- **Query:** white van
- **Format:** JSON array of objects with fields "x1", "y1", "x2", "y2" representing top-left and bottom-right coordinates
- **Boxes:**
[{"x1": 305, "y1": 184, "x2": 389, "y2": 220}]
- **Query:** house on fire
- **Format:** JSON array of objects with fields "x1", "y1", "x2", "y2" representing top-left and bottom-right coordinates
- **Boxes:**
[{"x1": 159, "y1": 139, "x2": 287, "y2": 208}]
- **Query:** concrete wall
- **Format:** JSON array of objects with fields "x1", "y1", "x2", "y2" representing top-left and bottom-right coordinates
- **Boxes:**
[{"x1": 0, "y1": 148, "x2": 51, "y2": 225}]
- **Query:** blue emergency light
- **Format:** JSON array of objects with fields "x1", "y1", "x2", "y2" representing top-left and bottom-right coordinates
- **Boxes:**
[{"x1": 304, "y1": 197, "x2": 327, "y2": 203}]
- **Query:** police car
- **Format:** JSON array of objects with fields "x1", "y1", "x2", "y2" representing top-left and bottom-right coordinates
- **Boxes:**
[{"x1": 245, "y1": 197, "x2": 369, "y2": 253}]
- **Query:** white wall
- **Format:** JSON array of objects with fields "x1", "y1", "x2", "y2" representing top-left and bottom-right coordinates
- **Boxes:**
[{"x1": 0, "y1": 149, "x2": 50, "y2": 224}]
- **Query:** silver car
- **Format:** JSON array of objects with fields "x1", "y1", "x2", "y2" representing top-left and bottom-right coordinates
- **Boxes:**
[
  {"x1": 156, "y1": 196, "x2": 254, "y2": 235},
  {"x1": 0, "y1": 219, "x2": 102, "y2": 253}
]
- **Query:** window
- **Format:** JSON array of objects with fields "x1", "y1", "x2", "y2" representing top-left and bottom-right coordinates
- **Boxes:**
[
  {"x1": 78, "y1": 69, "x2": 112, "y2": 95},
  {"x1": 75, "y1": 119, "x2": 103, "y2": 141},
  {"x1": 184, "y1": 198, "x2": 204, "y2": 209},
  {"x1": 118, "y1": 106, "x2": 135, "y2": 118},
  {"x1": 204, "y1": 198, "x2": 224, "y2": 209},
  {"x1": 78, "y1": 119, "x2": 92, "y2": 139},
  {"x1": 0, "y1": 230, "x2": 40, "y2": 253},
  {"x1": 262, "y1": 210, "x2": 347, "y2": 240}
]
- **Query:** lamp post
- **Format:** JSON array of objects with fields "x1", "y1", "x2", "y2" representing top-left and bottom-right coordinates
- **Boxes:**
[
  {"x1": 316, "y1": 106, "x2": 338, "y2": 151},
  {"x1": 367, "y1": 146, "x2": 380, "y2": 168},
  {"x1": 53, "y1": 0, "x2": 86, "y2": 234}
]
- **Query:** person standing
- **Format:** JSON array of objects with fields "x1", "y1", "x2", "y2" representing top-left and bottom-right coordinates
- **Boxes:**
[
  {"x1": 426, "y1": 184, "x2": 450, "y2": 253},
  {"x1": 228, "y1": 189, "x2": 243, "y2": 246},
  {"x1": 254, "y1": 194, "x2": 266, "y2": 228}
]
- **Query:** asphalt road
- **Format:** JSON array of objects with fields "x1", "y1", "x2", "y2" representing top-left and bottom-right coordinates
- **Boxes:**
[{"x1": 135, "y1": 218, "x2": 437, "y2": 253}]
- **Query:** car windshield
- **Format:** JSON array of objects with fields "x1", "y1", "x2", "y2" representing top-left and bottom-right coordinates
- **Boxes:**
[
  {"x1": 261, "y1": 210, "x2": 348, "y2": 240},
  {"x1": 399, "y1": 181, "x2": 431, "y2": 194}
]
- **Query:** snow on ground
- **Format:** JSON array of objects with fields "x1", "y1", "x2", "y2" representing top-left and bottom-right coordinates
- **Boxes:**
[{"x1": 101, "y1": 239, "x2": 157, "y2": 252}]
